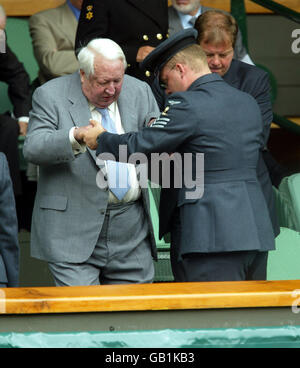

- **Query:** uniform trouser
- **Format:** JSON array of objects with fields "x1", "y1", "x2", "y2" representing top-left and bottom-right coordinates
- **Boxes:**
[
  {"x1": 0, "y1": 114, "x2": 21, "y2": 196},
  {"x1": 170, "y1": 208, "x2": 269, "y2": 282},
  {"x1": 48, "y1": 200, "x2": 154, "y2": 286},
  {"x1": 0, "y1": 283, "x2": 7, "y2": 288}
]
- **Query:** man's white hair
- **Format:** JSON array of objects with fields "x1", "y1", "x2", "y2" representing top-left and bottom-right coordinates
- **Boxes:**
[{"x1": 77, "y1": 38, "x2": 127, "y2": 78}]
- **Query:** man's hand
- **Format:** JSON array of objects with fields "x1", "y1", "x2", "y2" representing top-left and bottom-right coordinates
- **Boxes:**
[
  {"x1": 136, "y1": 46, "x2": 155, "y2": 63},
  {"x1": 18, "y1": 121, "x2": 28, "y2": 136},
  {"x1": 73, "y1": 125, "x2": 92, "y2": 144},
  {"x1": 83, "y1": 119, "x2": 106, "y2": 150}
]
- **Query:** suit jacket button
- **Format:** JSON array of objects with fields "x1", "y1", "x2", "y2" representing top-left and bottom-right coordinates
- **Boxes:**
[
  {"x1": 145, "y1": 70, "x2": 151, "y2": 77},
  {"x1": 143, "y1": 35, "x2": 149, "y2": 41}
]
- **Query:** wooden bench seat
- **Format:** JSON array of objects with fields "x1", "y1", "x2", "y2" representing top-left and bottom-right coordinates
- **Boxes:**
[
  {"x1": 1, "y1": 279, "x2": 300, "y2": 314},
  {"x1": 2, "y1": 0, "x2": 300, "y2": 16}
]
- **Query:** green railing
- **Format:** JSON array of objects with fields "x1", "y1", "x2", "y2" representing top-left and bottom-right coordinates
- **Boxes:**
[{"x1": 231, "y1": 0, "x2": 300, "y2": 135}]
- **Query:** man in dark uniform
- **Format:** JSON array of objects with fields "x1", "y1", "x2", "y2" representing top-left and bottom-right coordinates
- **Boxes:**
[
  {"x1": 82, "y1": 29, "x2": 275, "y2": 282},
  {"x1": 151, "y1": 11, "x2": 282, "y2": 280},
  {"x1": 75, "y1": 0, "x2": 169, "y2": 83},
  {"x1": 0, "y1": 31, "x2": 31, "y2": 197}
]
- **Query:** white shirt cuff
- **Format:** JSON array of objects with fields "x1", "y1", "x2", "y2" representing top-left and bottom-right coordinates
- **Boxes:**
[
  {"x1": 69, "y1": 127, "x2": 86, "y2": 155},
  {"x1": 17, "y1": 116, "x2": 29, "y2": 123}
]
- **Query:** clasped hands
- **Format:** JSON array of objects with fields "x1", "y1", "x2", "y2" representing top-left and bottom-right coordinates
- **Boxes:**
[{"x1": 74, "y1": 119, "x2": 106, "y2": 150}]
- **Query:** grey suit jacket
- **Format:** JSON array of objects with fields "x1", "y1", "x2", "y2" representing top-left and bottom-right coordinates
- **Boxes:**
[
  {"x1": 0, "y1": 153, "x2": 19, "y2": 287},
  {"x1": 168, "y1": 5, "x2": 247, "y2": 60},
  {"x1": 23, "y1": 72, "x2": 159, "y2": 263}
]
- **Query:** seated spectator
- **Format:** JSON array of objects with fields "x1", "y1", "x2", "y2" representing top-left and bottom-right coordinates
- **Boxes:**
[
  {"x1": 29, "y1": 0, "x2": 83, "y2": 85},
  {"x1": 168, "y1": 0, "x2": 254, "y2": 64},
  {"x1": 0, "y1": 153, "x2": 19, "y2": 288},
  {"x1": 0, "y1": 5, "x2": 31, "y2": 196}
]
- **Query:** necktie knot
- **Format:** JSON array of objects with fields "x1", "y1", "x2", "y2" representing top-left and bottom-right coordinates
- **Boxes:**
[{"x1": 188, "y1": 16, "x2": 196, "y2": 27}]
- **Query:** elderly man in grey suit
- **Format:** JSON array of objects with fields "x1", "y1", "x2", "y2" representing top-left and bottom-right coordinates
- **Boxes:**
[
  {"x1": 23, "y1": 38, "x2": 159, "y2": 286},
  {"x1": 168, "y1": 0, "x2": 253, "y2": 64}
]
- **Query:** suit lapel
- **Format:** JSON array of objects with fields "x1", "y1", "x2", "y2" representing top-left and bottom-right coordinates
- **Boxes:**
[
  {"x1": 168, "y1": 6, "x2": 183, "y2": 35},
  {"x1": 67, "y1": 73, "x2": 97, "y2": 161},
  {"x1": 223, "y1": 60, "x2": 240, "y2": 88}
]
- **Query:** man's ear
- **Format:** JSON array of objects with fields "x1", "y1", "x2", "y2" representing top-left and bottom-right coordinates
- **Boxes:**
[
  {"x1": 79, "y1": 69, "x2": 85, "y2": 83},
  {"x1": 175, "y1": 63, "x2": 186, "y2": 79}
]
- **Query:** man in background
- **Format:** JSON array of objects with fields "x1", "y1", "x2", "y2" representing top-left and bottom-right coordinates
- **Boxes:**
[
  {"x1": 29, "y1": 0, "x2": 83, "y2": 85},
  {"x1": 0, "y1": 5, "x2": 31, "y2": 197},
  {"x1": 169, "y1": 0, "x2": 253, "y2": 64},
  {"x1": 75, "y1": 0, "x2": 169, "y2": 83}
]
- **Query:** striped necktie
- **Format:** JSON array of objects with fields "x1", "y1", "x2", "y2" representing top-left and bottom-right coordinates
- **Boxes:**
[{"x1": 96, "y1": 108, "x2": 130, "y2": 200}]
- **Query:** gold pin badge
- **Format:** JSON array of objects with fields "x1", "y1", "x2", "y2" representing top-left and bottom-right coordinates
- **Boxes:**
[
  {"x1": 86, "y1": 5, "x2": 93, "y2": 11},
  {"x1": 86, "y1": 11, "x2": 93, "y2": 20}
]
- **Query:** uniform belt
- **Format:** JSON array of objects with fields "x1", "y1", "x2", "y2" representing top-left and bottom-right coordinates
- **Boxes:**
[{"x1": 202, "y1": 168, "x2": 257, "y2": 184}]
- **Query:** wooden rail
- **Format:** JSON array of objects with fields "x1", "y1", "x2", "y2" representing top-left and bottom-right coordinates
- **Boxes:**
[
  {"x1": 272, "y1": 117, "x2": 300, "y2": 128},
  {"x1": 2, "y1": 0, "x2": 300, "y2": 17},
  {"x1": 0, "y1": 280, "x2": 299, "y2": 314}
]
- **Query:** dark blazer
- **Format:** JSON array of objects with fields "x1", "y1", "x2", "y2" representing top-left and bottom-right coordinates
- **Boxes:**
[
  {"x1": 223, "y1": 59, "x2": 280, "y2": 237},
  {"x1": 0, "y1": 42, "x2": 31, "y2": 118},
  {"x1": 97, "y1": 74, "x2": 275, "y2": 256},
  {"x1": 75, "y1": 0, "x2": 169, "y2": 82},
  {"x1": 0, "y1": 153, "x2": 19, "y2": 287},
  {"x1": 0, "y1": 41, "x2": 31, "y2": 195}
]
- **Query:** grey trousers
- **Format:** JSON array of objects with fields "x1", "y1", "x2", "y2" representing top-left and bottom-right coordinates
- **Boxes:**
[{"x1": 48, "y1": 200, "x2": 154, "y2": 286}]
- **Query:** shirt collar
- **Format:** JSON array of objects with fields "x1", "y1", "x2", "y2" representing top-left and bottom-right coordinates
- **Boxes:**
[
  {"x1": 176, "y1": 6, "x2": 202, "y2": 29},
  {"x1": 67, "y1": 0, "x2": 81, "y2": 21},
  {"x1": 89, "y1": 101, "x2": 116, "y2": 114}
]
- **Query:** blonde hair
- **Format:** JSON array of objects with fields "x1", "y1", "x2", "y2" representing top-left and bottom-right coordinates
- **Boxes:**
[{"x1": 165, "y1": 44, "x2": 209, "y2": 73}]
